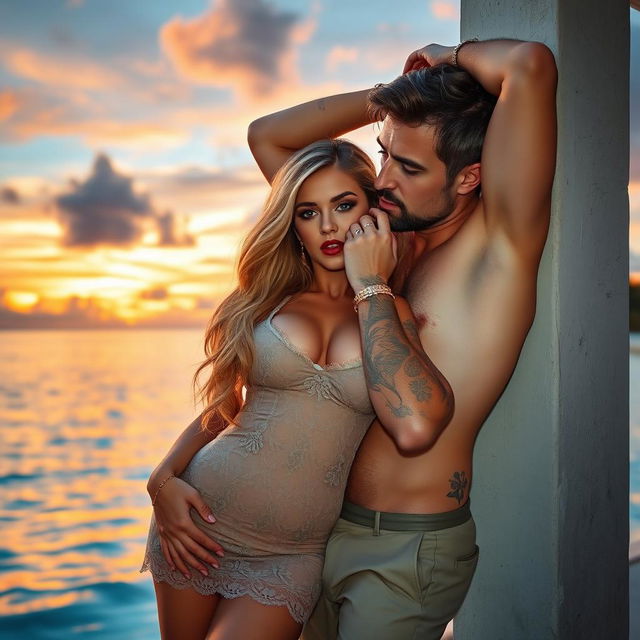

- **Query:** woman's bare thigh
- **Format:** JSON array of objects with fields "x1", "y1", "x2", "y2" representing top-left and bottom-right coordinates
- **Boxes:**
[
  {"x1": 206, "y1": 594, "x2": 302, "y2": 640},
  {"x1": 154, "y1": 580, "x2": 221, "y2": 640}
]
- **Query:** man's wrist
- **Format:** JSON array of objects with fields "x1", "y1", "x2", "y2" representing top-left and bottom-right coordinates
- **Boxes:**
[
  {"x1": 451, "y1": 38, "x2": 479, "y2": 66},
  {"x1": 353, "y1": 283, "x2": 395, "y2": 312},
  {"x1": 353, "y1": 275, "x2": 388, "y2": 295}
]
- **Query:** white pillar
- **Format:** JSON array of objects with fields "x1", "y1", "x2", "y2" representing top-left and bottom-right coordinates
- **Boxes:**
[{"x1": 455, "y1": 1, "x2": 630, "y2": 638}]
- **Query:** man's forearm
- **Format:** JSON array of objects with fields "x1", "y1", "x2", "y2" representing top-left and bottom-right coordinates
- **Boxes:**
[
  {"x1": 454, "y1": 38, "x2": 547, "y2": 96},
  {"x1": 357, "y1": 291, "x2": 453, "y2": 454}
]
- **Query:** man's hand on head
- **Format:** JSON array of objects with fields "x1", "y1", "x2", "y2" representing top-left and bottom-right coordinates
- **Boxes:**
[{"x1": 403, "y1": 43, "x2": 455, "y2": 73}]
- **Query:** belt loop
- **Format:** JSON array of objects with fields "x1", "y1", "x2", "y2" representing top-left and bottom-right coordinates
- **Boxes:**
[{"x1": 373, "y1": 511, "x2": 381, "y2": 536}]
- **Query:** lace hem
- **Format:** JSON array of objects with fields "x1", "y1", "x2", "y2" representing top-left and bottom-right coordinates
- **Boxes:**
[{"x1": 140, "y1": 551, "x2": 320, "y2": 625}]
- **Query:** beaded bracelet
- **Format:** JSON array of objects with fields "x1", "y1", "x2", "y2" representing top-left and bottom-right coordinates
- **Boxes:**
[
  {"x1": 452, "y1": 37, "x2": 479, "y2": 67},
  {"x1": 353, "y1": 284, "x2": 395, "y2": 311},
  {"x1": 151, "y1": 473, "x2": 176, "y2": 506}
]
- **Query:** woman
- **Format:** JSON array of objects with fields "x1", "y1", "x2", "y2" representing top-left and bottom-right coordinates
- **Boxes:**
[{"x1": 141, "y1": 139, "x2": 453, "y2": 640}]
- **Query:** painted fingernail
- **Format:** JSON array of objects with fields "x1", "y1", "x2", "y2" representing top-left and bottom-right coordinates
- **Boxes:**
[
  {"x1": 216, "y1": 550, "x2": 225, "y2": 557},
  {"x1": 200, "y1": 568, "x2": 208, "y2": 576},
  {"x1": 207, "y1": 515, "x2": 215, "y2": 523},
  {"x1": 211, "y1": 562, "x2": 219, "y2": 569},
  {"x1": 183, "y1": 573, "x2": 190, "y2": 580}
]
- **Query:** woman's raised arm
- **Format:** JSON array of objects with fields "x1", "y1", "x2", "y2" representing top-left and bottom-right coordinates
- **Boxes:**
[{"x1": 247, "y1": 89, "x2": 373, "y2": 184}]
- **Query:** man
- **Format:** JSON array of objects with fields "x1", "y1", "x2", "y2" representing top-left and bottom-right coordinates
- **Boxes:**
[
  {"x1": 248, "y1": 37, "x2": 557, "y2": 639},
  {"x1": 150, "y1": 38, "x2": 557, "y2": 639}
]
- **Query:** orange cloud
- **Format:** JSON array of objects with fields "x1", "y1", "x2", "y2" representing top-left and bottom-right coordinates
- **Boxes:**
[
  {"x1": 326, "y1": 46, "x2": 358, "y2": 73},
  {"x1": 0, "y1": 90, "x2": 20, "y2": 121},
  {"x1": 160, "y1": 0, "x2": 311, "y2": 98},
  {"x1": 430, "y1": 1, "x2": 459, "y2": 20},
  {"x1": 3, "y1": 47, "x2": 122, "y2": 90},
  {"x1": 2, "y1": 94, "x2": 189, "y2": 148}
]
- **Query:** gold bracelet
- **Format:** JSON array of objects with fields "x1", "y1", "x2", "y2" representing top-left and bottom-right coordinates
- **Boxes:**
[
  {"x1": 353, "y1": 284, "x2": 395, "y2": 311},
  {"x1": 452, "y1": 37, "x2": 478, "y2": 66},
  {"x1": 151, "y1": 473, "x2": 176, "y2": 506}
]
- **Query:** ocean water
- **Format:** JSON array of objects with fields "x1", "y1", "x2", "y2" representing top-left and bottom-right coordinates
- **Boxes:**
[
  {"x1": 0, "y1": 330, "x2": 204, "y2": 639},
  {"x1": 0, "y1": 330, "x2": 638, "y2": 639}
]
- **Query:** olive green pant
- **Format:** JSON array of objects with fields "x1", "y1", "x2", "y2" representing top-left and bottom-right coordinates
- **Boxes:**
[{"x1": 302, "y1": 501, "x2": 478, "y2": 640}]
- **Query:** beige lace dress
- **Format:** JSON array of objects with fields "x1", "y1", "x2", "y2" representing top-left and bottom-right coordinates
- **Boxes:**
[{"x1": 140, "y1": 296, "x2": 375, "y2": 623}]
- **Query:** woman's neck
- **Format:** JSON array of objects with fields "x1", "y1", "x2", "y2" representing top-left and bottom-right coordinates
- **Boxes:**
[{"x1": 307, "y1": 267, "x2": 352, "y2": 299}]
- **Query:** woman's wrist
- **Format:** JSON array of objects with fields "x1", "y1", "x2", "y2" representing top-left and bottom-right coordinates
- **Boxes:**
[{"x1": 147, "y1": 464, "x2": 178, "y2": 496}]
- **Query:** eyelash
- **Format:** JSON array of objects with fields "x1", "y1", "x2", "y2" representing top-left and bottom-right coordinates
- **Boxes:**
[{"x1": 297, "y1": 201, "x2": 356, "y2": 219}]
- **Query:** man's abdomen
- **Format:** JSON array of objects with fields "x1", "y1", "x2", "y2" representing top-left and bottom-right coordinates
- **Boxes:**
[{"x1": 345, "y1": 419, "x2": 475, "y2": 514}]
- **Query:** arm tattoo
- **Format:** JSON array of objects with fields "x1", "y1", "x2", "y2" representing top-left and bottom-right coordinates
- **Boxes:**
[
  {"x1": 359, "y1": 278, "x2": 435, "y2": 418},
  {"x1": 403, "y1": 356, "x2": 422, "y2": 377},
  {"x1": 362, "y1": 295, "x2": 413, "y2": 416},
  {"x1": 402, "y1": 318, "x2": 420, "y2": 343},
  {"x1": 409, "y1": 379, "x2": 431, "y2": 402}
]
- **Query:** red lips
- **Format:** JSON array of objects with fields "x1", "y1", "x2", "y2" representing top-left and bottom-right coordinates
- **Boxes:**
[{"x1": 320, "y1": 240, "x2": 344, "y2": 255}]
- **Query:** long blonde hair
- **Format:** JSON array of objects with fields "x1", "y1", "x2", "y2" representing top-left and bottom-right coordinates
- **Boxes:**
[{"x1": 193, "y1": 139, "x2": 411, "y2": 433}]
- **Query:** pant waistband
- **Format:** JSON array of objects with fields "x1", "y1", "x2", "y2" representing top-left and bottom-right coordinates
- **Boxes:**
[{"x1": 340, "y1": 500, "x2": 471, "y2": 532}]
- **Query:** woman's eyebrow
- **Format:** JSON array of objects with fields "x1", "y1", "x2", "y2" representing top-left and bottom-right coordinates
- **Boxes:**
[
  {"x1": 295, "y1": 191, "x2": 357, "y2": 208},
  {"x1": 330, "y1": 191, "x2": 357, "y2": 202}
]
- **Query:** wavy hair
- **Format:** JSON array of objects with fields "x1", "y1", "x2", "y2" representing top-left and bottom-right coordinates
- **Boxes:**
[
  {"x1": 193, "y1": 139, "x2": 390, "y2": 433},
  {"x1": 369, "y1": 64, "x2": 497, "y2": 190}
]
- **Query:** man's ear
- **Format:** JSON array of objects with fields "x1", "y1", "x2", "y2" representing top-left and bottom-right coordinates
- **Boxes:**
[{"x1": 455, "y1": 163, "x2": 481, "y2": 195}]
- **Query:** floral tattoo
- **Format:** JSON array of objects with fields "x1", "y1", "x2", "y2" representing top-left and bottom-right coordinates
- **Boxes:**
[{"x1": 447, "y1": 471, "x2": 468, "y2": 504}]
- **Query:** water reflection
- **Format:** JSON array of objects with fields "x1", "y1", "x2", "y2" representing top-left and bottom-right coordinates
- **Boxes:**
[
  {"x1": 0, "y1": 330, "x2": 204, "y2": 638},
  {"x1": 1, "y1": 330, "x2": 638, "y2": 638}
]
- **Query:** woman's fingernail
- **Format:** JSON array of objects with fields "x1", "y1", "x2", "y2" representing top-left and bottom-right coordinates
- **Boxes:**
[
  {"x1": 216, "y1": 550, "x2": 225, "y2": 557},
  {"x1": 200, "y1": 568, "x2": 208, "y2": 576},
  {"x1": 207, "y1": 515, "x2": 215, "y2": 523}
]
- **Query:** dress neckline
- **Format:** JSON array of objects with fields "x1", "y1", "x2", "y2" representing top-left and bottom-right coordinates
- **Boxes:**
[{"x1": 266, "y1": 295, "x2": 362, "y2": 372}]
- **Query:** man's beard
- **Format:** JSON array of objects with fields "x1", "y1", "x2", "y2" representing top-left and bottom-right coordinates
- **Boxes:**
[{"x1": 378, "y1": 189, "x2": 455, "y2": 232}]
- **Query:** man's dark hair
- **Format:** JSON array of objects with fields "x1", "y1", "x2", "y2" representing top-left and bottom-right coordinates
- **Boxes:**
[{"x1": 368, "y1": 64, "x2": 497, "y2": 189}]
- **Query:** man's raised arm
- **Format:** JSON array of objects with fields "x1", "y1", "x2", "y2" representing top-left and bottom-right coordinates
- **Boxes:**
[
  {"x1": 406, "y1": 39, "x2": 557, "y2": 261},
  {"x1": 458, "y1": 39, "x2": 557, "y2": 260}
]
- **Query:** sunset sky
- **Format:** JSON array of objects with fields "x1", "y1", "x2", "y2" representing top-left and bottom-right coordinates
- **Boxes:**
[{"x1": 1, "y1": 1, "x2": 638, "y2": 329}]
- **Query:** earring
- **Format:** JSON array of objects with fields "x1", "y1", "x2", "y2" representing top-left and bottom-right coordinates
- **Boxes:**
[{"x1": 300, "y1": 240, "x2": 308, "y2": 265}]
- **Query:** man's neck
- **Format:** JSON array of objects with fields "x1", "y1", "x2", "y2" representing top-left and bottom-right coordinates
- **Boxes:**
[{"x1": 414, "y1": 195, "x2": 480, "y2": 254}]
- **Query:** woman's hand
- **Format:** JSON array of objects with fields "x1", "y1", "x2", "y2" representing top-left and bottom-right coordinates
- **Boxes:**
[
  {"x1": 403, "y1": 43, "x2": 455, "y2": 73},
  {"x1": 344, "y1": 209, "x2": 398, "y2": 293},
  {"x1": 151, "y1": 476, "x2": 225, "y2": 579}
]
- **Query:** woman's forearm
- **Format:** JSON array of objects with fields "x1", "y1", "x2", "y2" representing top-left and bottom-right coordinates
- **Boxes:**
[
  {"x1": 247, "y1": 89, "x2": 373, "y2": 183},
  {"x1": 147, "y1": 412, "x2": 224, "y2": 495}
]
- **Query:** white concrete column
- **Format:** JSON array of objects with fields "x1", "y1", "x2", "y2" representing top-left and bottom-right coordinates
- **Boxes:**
[{"x1": 455, "y1": 1, "x2": 630, "y2": 638}]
